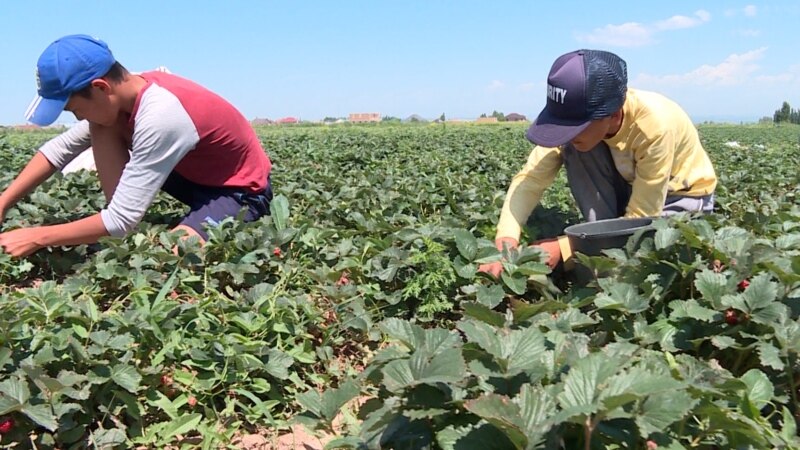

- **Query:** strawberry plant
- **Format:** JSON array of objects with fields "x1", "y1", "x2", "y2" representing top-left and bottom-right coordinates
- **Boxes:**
[{"x1": 1, "y1": 123, "x2": 799, "y2": 448}]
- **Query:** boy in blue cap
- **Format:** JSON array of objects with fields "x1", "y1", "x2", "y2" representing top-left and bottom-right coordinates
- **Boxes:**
[
  {"x1": 480, "y1": 49, "x2": 717, "y2": 277},
  {"x1": 0, "y1": 34, "x2": 273, "y2": 257}
]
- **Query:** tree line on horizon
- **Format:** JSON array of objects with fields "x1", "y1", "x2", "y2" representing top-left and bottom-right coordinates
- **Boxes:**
[{"x1": 773, "y1": 101, "x2": 800, "y2": 124}]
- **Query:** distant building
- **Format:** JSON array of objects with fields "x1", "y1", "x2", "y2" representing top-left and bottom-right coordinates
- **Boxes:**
[
  {"x1": 13, "y1": 124, "x2": 41, "y2": 131},
  {"x1": 251, "y1": 118, "x2": 273, "y2": 126},
  {"x1": 475, "y1": 117, "x2": 499, "y2": 124},
  {"x1": 349, "y1": 113, "x2": 381, "y2": 123},
  {"x1": 276, "y1": 117, "x2": 299, "y2": 124},
  {"x1": 505, "y1": 113, "x2": 528, "y2": 122}
]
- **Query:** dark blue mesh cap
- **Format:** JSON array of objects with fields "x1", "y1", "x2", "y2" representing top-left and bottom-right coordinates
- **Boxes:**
[{"x1": 526, "y1": 49, "x2": 627, "y2": 147}]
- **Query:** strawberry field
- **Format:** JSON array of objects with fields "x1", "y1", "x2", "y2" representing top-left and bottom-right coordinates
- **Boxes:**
[{"x1": 1, "y1": 122, "x2": 799, "y2": 449}]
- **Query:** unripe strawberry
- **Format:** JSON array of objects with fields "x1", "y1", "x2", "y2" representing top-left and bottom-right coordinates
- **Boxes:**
[
  {"x1": 646, "y1": 441, "x2": 658, "y2": 450},
  {"x1": 0, "y1": 416, "x2": 14, "y2": 434},
  {"x1": 187, "y1": 396, "x2": 197, "y2": 407}
]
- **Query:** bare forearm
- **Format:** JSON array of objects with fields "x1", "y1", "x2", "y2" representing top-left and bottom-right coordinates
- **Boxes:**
[
  {"x1": 0, "y1": 152, "x2": 57, "y2": 212},
  {"x1": 36, "y1": 214, "x2": 110, "y2": 247},
  {"x1": 0, "y1": 213, "x2": 110, "y2": 257}
]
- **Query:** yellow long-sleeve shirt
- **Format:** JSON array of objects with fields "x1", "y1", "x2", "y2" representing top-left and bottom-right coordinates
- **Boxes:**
[{"x1": 496, "y1": 88, "x2": 717, "y2": 242}]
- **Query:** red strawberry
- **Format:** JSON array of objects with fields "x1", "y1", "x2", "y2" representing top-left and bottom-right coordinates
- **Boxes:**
[
  {"x1": 273, "y1": 247, "x2": 282, "y2": 257},
  {"x1": 0, "y1": 416, "x2": 14, "y2": 434},
  {"x1": 738, "y1": 279, "x2": 750, "y2": 291},
  {"x1": 335, "y1": 273, "x2": 350, "y2": 286},
  {"x1": 187, "y1": 396, "x2": 197, "y2": 407},
  {"x1": 724, "y1": 309, "x2": 740, "y2": 326},
  {"x1": 161, "y1": 374, "x2": 173, "y2": 386},
  {"x1": 646, "y1": 441, "x2": 658, "y2": 450}
]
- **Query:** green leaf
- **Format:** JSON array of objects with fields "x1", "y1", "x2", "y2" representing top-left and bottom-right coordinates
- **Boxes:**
[
  {"x1": 324, "y1": 436, "x2": 368, "y2": 449},
  {"x1": 501, "y1": 272, "x2": 526, "y2": 295},
  {"x1": 780, "y1": 406, "x2": 797, "y2": 442},
  {"x1": 476, "y1": 284, "x2": 505, "y2": 309},
  {"x1": 380, "y1": 318, "x2": 424, "y2": 351},
  {"x1": 694, "y1": 269, "x2": 728, "y2": 309},
  {"x1": 509, "y1": 298, "x2": 568, "y2": 323},
  {"x1": 654, "y1": 227, "x2": 681, "y2": 250},
  {"x1": 459, "y1": 320, "x2": 503, "y2": 361},
  {"x1": 454, "y1": 257, "x2": 477, "y2": 279},
  {"x1": 0, "y1": 377, "x2": 30, "y2": 412},
  {"x1": 458, "y1": 319, "x2": 545, "y2": 375},
  {"x1": 0, "y1": 346, "x2": 12, "y2": 369},
  {"x1": 668, "y1": 299, "x2": 717, "y2": 322},
  {"x1": 92, "y1": 428, "x2": 127, "y2": 447},
  {"x1": 106, "y1": 333, "x2": 135, "y2": 351},
  {"x1": 635, "y1": 391, "x2": 697, "y2": 437},
  {"x1": 383, "y1": 348, "x2": 466, "y2": 392},
  {"x1": 149, "y1": 390, "x2": 180, "y2": 420},
  {"x1": 111, "y1": 364, "x2": 141, "y2": 394},
  {"x1": 270, "y1": 195, "x2": 290, "y2": 231},
  {"x1": 158, "y1": 413, "x2": 203, "y2": 444},
  {"x1": 437, "y1": 423, "x2": 519, "y2": 450},
  {"x1": 265, "y1": 349, "x2": 294, "y2": 379},
  {"x1": 714, "y1": 226, "x2": 752, "y2": 258},
  {"x1": 557, "y1": 353, "x2": 620, "y2": 418},
  {"x1": 517, "y1": 384, "x2": 556, "y2": 440},
  {"x1": 505, "y1": 327, "x2": 547, "y2": 374},
  {"x1": 464, "y1": 395, "x2": 527, "y2": 449},
  {"x1": 594, "y1": 281, "x2": 649, "y2": 314},
  {"x1": 299, "y1": 380, "x2": 360, "y2": 422},
  {"x1": 454, "y1": 229, "x2": 478, "y2": 260},
  {"x1": 643, "y1": 319, "x2": 680, "y2": 352},
  {"x1": 71, "y1": 324, "x2": 89, "y2": 339},
  {"x1": 756, "y1": 342, "x2": 785, "y2": 370},
  {"x1": 710, "y1": 335, "x2": 738, "y2": 350},
  {"x1": 462, "y1": 302, "x2": 505, "y2": 327},
  {"x1": 0, "y1": 394, "x2": 21, "y2": 416},
  {"x1": 22, "y1": 403, "x2": 59, "y2": 431},
  {"x1": 741, "y1": 369, "x2": 773, "y2": 411}
]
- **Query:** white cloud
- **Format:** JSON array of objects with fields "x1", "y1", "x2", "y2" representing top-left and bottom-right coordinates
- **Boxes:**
[
  {"x1": 724, "y1": 5, "x2": 757, "y2": 17},
  {"x1": 635, "y1": 47, "x2": 767, "y2": 86},
  {"x1": 576, "y1": 22, "x2": 653, "y2": 48},
  {"x1": 487, "y1": 80, "x2": 504, "y2": 91},
  {"x1": 756, "y1": 64, "x2": 800, "y2": 85},
  {"x1": 737, "y1": 28, "x2": 760, "y2": 37},
  {"x1": 656, "y1": 10, "x2": 710, "y2": 30},
  {"x1": 577, "y1": 10, "x2": 710, "y2": 48},
  {"x1": 695, "y1": 10, "x2": 711, "y2": 22}
]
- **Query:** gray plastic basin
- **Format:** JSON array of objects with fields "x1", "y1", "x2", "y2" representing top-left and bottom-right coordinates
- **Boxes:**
[{"x1": 563, "y1": 217, "x2": 655, "y2": 283}]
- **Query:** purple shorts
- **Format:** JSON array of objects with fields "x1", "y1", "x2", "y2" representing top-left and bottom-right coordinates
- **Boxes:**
[{"x1": 160, "y1": 171, "x2": 272, "y2": 240}]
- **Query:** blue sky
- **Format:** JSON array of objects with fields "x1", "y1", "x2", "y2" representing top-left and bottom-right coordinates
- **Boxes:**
[{"x1": 1, "y1": 1, "x2": 798, "y2": 125}]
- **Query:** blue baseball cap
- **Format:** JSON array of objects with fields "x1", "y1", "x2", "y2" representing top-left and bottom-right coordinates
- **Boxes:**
[
  {"x1": 526, "y1": 49, "x2": 627, "y2": 147},
  {"x1": 25, "y1": 34, "x2": 116, "y2": 126}
]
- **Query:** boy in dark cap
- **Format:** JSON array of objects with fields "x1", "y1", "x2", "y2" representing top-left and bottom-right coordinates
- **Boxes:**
[
  {"x1": 0, "y1": 35, "x2": 273, "y2": 257},
  {"x1": 480, "y1": 49, "x2": 717, "y2": 277}
]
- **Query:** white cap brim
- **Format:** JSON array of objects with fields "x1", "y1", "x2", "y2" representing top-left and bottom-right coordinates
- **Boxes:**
[{"x1": 25, "y1": 95, "x2": 68, "y2": 126}]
